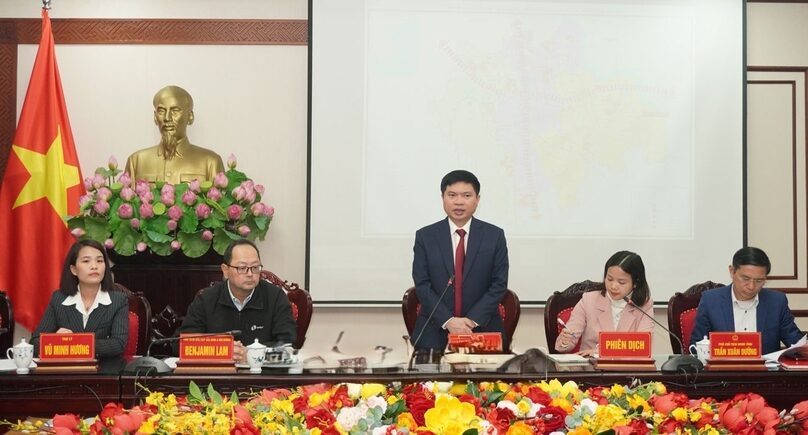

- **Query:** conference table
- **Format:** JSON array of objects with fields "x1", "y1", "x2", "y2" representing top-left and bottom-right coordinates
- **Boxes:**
[{"x1": 1, "y1": 355, "x2": 806, "y2": 424}]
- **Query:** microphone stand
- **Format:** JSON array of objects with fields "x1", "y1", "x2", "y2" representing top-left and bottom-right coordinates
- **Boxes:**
[
  {"x1": 123, "y1": 330, "x2": 242, "y2": 376},
  {"x1": 407, "y1": 275, "x2": 454, "y2": 371},
  {"x1": 623, "y1": 297, "x2": 703, "y2": 373}
]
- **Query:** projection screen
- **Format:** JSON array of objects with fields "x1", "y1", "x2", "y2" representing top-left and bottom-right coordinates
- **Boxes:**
[{"x1": 309, "y1": 0, "x2": 744, "y2": 303}]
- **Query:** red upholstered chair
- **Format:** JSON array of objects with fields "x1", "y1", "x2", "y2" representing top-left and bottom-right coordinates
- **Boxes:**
[
  {"x1": 544, "y1": 280, "x2": 604, "y2": 354},
  {"x1": 0, "y1": 290, "x2": 14, "y2": 355},
  {"x1": 402, "y1": 287, "x2": 521, "y2": 351},
  {"x1": 667, "y1": 281, "x2": 724, "y2": 354},
  {"x1": 113, "y1": 283, "x2": 153, "y2": 358},
  {"x1": 260, "y1": 270, "x2": 313, "y2": 350}
]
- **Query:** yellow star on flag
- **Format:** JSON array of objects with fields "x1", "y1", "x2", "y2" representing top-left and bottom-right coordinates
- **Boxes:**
[{"x1": 11, "y1": 126, "x2": 81, "y2": 220}]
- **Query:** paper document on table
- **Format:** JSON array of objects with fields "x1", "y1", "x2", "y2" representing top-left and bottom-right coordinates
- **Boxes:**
[{"x1": 763, "y1": 334, "x2": 807, "y2": 362}]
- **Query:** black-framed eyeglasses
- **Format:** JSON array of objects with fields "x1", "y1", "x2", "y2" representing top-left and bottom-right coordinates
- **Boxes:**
[{"x1": 225, "y1": 264, "x2": 263, "y2": 275}]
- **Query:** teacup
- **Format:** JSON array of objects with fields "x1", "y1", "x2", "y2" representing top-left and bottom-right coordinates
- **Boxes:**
[
  {"x1": 245, "y1": 339, "x2": 267, "y2": 374},
  {"x1": 7, "y1": 338, "x2": 34, "y2": 374},
  {"x1": 688, "y1": 337, "x2": 710, "y2": 364}
]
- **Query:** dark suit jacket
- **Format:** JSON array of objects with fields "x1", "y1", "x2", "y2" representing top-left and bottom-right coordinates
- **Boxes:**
[
  {"x1": 411, "y1": 217, "x2": 509, "y2": 350},
  {"x1": 31, "y1": 289, "x2": 129, "y2": 358},
  {"x1": 177, "y1": 280, "x2": 297, "y2": 350},
  {"x1": 690, "y1": 286, "x2": 803, "y2": 354}
]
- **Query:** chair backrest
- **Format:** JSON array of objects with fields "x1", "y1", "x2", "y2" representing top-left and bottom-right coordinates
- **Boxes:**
[
  {"x1": 114, "y1": 283, "x2": 153, "y2": 358},
  {"x1": 544, "y1": 280, "x2": 604, "y2": 354},
  {"x1": 667, "y1": 280, "x2": 724, "y2": 354},
  {"x1": 260, "y1": 270, "x2": 313, "y2": 350},
  {"x1": 0, "y1": 290, "x2": 14, "y2": 355},
  {"x1": 402, "y1": 287, "x2": 521, "y2": 351}
]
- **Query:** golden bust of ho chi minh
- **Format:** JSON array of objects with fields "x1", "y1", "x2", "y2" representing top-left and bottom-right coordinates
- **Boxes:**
[{"x1": 125, "y1": 85, "x2": 225, "y2": 184}]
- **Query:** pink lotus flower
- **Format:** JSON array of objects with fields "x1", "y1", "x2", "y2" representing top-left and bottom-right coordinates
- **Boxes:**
[
  {"x1": 250, "y1": 203, "x2": 265, "y2": 217},
  {"x1": 238, "y1": 225, "x2": 251, "y2": 237},
  {"x1": 265, "y1": 205, "x2": 275, "y2": 217},
  {"x1": 130, "y1": 218, "x2": 140, "y2": 229},
  {"x1": 167, "y1": 220, "x2": 177, "y2": 231},
  {"x1": 78, "y1": 194, "x2": 93, "y2": 208},
  {"x1": 108, "y1": 156, "x2": 118, "y2": 171},
  {"x1": 135, "y1": 180, "x2": 150, "y2": 196},
  {"x1": 244, "y1": 188, "x2": 257, "y2": 204},
  {"x1": 104, "y1": 239, "x2": 114, "y2": 249},
  {"x1": 70, "y1": 228, "x2": 85, "y2": 237},
  {"x1": 139, "y1": 191, "x2": 154, "y2": 204},
  {"x1": 136, "y1": 242, "x2": 148, "y2": 252},
  {"x1": 207, "y1": 187, "x2": 223, "y2": 201},
  {"x1": 139, "y1": 203, "x2": 154, "y2": 219},
  {"x1": 167, "y1": 205, "x2": 183, "y2": 221},
  {"x1": 96, "y1": 187, "x2": 113, "y2": 202},
  {"x1": 92, "y1": 174, "x2": 106, "y2": 189},
  {"x1": 170, "y1": 240, "x2": 181, "y2": 251},
  {"x1": 161, "y1": 184, "x2": 175, "y2": 196},
  {"x1": 118, "y1": 172, "x2": 132, "y2": 187},
  {"x1": 202, "y1": 230, "x2": 214, "y2": 241},
  {"x1": 214, "y1": 172, "x2": 228, "y2": 188},
  {"x1": 232, "y1": 186, "x2": 246, "y2": 201},
  {"x1": 182, "y1": 190, "x2": 197, "y2": 206},
  {"x1": 160, "y1": 192, "x2": 175, "y2": 206},
  {"x1": 227, "y1": 204, "x2": 243, "y2": 220},
  {"x1": 93, "y1": 200, "x2": 110, "y2": 215},
  {"x1": 227, "y1": 153, "x2": 237, "y2": 169},
  {"x1": 195, "y1": 203, "x2": 211, "y2": 219},
  {"x1": 254, "y1": 184, "x2": 265, "y2": 195},
  {"x1": 83, "y1": 177, "x2": 93, "y2": 191},
  {"x1": 120, "y1": 187, "x2": 135, "y2": 201},
  {"x1": 188, "y1": 179, "x2": 201, "y2": 193},
  {"x1": 118, "y1": 203, "x2": 134, "y2": 219}
]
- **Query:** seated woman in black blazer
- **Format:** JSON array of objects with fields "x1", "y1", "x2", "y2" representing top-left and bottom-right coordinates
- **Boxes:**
[{"x1": 31, "y1": 240, "x2": 128, "y2": 358}]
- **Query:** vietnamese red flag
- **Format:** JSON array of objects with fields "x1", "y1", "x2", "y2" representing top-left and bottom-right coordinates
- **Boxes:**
[{"x1": 0, "y1": 9, "x2": 85, "y2": 331}]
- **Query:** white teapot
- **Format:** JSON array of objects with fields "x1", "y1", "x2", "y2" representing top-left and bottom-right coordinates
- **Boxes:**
[{"x1": 7, "y1": 338, "x2": 34, "y2": 374}]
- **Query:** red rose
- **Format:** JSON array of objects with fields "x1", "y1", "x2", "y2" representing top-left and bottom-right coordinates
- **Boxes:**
[
  {"x1": 650, "y1": 392, "x2": 688, "y2": 415},
  {"x1": 615, "y1": 419, "x2": 651, "y2": 435},
  {"x1": 328, "y1": 385, "x2": 352, "y2": 410},
  {"x1": 658, "y1": 418, "x2": 682, "y2": 434},
  {"x1": 403, "y1": 385, "x2": 435, "y2": 426},
  {"x1": 292, "y1": 395, "x2": 309, "y2": 413},
  {"x1": 541, "y1": 406, "x2": 568, "y2": 432},
  {"x1": 486, "y1": 407, "x2": 516, "y2": 433},
  {"x1": 525, "y1": 386, "x2": 552, "y2": 406}
]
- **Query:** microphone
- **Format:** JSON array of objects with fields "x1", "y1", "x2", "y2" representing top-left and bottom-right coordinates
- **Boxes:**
[
  {"x1": 123, "y1": 330, "x2": 242, "y2": 375},
  {"x1": 622, "y1": 297, "x2": 703, "y2": 373},
  {"x1": 408, "y1": 275, "x2": 455, "y2": 371}
]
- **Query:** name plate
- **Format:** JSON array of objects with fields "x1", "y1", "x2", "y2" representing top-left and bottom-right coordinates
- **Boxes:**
[
  {"x1": 39, "y1": 333, "x2": 95, "y2": 360},
  {"x1": 598, "y1": 332, "x2": 652, "y2": 358},
  {"x1": 709, "y1": 332, "x2": 761, "y2": 359},
  {"x1": 448, "y1": 333, "x2": 503, "y2": 353},
  {"x1": 178, "y1": 334, "x2": 234, "y2": 361}
]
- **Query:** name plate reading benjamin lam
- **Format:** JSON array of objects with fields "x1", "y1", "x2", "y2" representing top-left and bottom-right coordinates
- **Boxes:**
[
  {"x1": 39, "y1": 332, "x2": 95, "y2": 361},
  {"x1": 178, "y1": 334, "x2": 234, "y2": 361}
]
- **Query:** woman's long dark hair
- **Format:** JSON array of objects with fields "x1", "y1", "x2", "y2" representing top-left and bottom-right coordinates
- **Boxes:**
[
  {"x1": 58, "y1": 239, "x2": 114, "y2": 296},
  {"x1": 601, "y1": 250, "x2": 651, "y2": 306}
]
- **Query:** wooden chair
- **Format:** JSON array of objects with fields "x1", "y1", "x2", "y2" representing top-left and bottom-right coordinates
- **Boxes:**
[
  {"x1": 544, "y1": 280, "x2": 604, "y2": 354},
  {"x1": 113, "y1": 283, "x2": 153, "y2": 357},
  {"x1": 402, "y1": 287, "x2": 521, "y2": 351},
  {"x1": 0, "y1": 290, "x2": 14, "y2": 355},
  {"x1": 261, "y1": 270, "x2": 313, "y2": 350},
  {"x1": 667, "y1": 280, "x2": 724, "y2": 354}
]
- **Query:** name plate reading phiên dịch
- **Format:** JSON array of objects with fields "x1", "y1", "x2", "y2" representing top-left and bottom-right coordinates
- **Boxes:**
[
  {"x1": 709, "y1": 332, "x2": 762, "y2": 359},
  {"x1": 38, "y1": 332, "x2": 95, "y2": 361},
  {"x1": 178, "y1": 334, "x2": 234, "y2": 362},
  {"x1": 597, "y1": 332, "x2": 652, "y2": 359}
]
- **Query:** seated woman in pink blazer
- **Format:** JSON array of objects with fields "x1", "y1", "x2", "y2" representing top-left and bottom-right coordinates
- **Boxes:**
[{"x1": 555, "y1": 251, "x2": 654, "y2": 356}]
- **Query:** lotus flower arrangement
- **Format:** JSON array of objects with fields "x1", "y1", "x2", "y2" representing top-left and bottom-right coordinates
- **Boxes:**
[{"x1": 66, "y1": 154, "x2": 274, "y2": 258}]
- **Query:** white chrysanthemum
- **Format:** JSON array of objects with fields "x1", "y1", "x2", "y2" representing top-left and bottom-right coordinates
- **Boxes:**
[
  {"x1": 365, "y1": 396, "x2": 388, "y2": 412},
  {"x1": 578, "y1": 398, "x2": 599, "y2": 414},
  {"x1": 526, "y1": 402, "x2": 544, "y2": 418},
  {"x1": 336, "y1": 405, "x2": 367, "y2": 430},
  {"x1": 496, "y1": 400, "x2": 520, "y2": 416}
]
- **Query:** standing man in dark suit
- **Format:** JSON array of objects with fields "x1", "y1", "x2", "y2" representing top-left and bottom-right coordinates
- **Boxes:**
[
  {"x1": 690, "y1": 247, "x2": 804, "y2": 354},
  {"x1": 411, "y1": 170, "x2": 509, "y2": 351}
]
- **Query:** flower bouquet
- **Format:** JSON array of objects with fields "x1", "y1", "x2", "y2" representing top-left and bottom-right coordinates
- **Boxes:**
[
  {"x1": 66, "y1": 155, "x2": 274, "y2": 258},
  {"x1": 5, "y1": 380, "x2": 808, "y2": 434}
]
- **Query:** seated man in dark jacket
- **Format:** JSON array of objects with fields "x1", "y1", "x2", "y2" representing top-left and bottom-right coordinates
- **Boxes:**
[{"x1": 176, "y1": 239, "x2": 297, "y2": 362}]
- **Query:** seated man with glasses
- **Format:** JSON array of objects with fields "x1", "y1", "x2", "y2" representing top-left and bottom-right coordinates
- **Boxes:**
[
  {"x1": 176, "y1": 239, "x2": 297, "y2": 362},
  {"x1": 690, "y1": 247, "x2": 803, "y2": 354}
]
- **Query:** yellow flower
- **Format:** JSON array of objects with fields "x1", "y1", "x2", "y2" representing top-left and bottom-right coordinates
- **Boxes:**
[
  {"x1": 361, "y1": 383, "x2": 386, "y2": 399},
  {"x1": 138, "y1": 414, "x2": 161, "y2": 434},
  {"x1": 567, "y1": 428, "x2": 593, "y2": 435},
  {"x1": 654, "y1": 382, "x2": 667, "y2": 395},
  {"x1": 550, "y1": 397, "x2": 574, "y2": 414},
  {"x1": 145, "y1": 391, "x2": 165, "y2": 407},
  {"x1": 516, "y1": 399, "x2": 532, "y2": 416},
  {"x1": 387, "y1": 395, "x2": 399, "y2": 405},
  {"x1": 506, "y1": 421, "x2": 534, "y2": 435},
  {"x1": 698, "y1": 424, "x2": 720, "y2": 435},
  {"x1": 496, "y1": 381, "x2": 510, "y2": 392},
  {"x1": 627, "y1": 394, "x2": 650, "y2": 412},
  {"x1": 397, "y1": 412, "x2": 418, "y2": 431},
  {"x1": 690, "y1": 411, "x2": 702, "y2": 423},
  {"x1": 424, "y1": 395, "x2": 482, "y2": 434},
  {"x1": 309, "y1": 391, "x2": 329, "y2": 407},
  {"x1": 450, "y1": 383, "x2": 468, "y2": 396},
  {"x1": 609, "y1": 384, "x2": 626, "y2": 397},
  {"x1": 671, "y1": 407, "x2": 688, "y2": 422}
]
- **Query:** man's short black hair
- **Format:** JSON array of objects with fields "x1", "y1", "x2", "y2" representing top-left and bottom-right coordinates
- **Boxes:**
[
  {"x1": 732, "y1": 246, "x2": 771, "y2": 274},
  {"x1": 440, "y1": 170, "x2": 480, "y2": 195},
  {"x1": 223, "y1": 239, "x2": 261, "y2": 264}
]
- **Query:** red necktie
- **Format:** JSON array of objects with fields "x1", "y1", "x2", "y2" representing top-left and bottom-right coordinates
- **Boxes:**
[{"x1": 454, "y1": 228, "x2": 466, "y2": 316}]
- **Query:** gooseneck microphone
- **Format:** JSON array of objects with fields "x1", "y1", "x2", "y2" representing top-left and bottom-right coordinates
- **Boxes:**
[
  {"x1": 123, "y1": 330, "x2": 242, "y2": 376},
  {"x1": 623, "y1": 297, "x2": 703, "y2": 373},
  {"x1": 408, "y1": 275, "x2": 455, "y2": 371}
]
